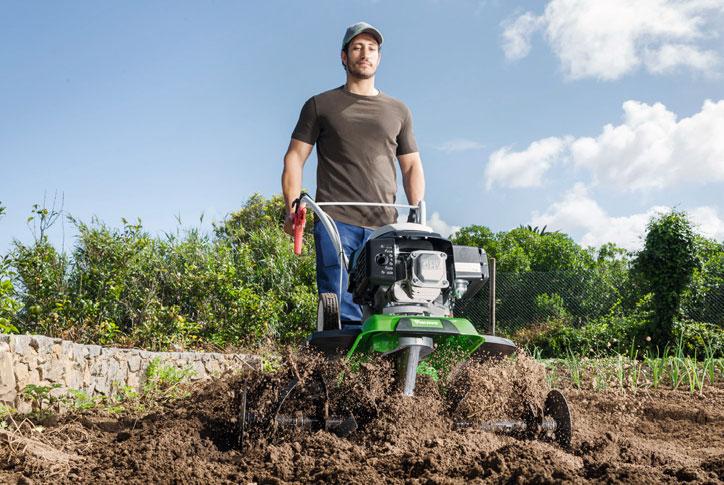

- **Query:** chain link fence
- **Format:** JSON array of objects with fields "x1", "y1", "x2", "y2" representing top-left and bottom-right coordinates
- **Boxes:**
[{"x1": 454, "y1": 267, "x2": 724, "y2": 337}]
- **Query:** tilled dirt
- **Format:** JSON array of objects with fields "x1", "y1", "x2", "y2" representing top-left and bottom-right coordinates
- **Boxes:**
[{"x1": 2, "y1": 352, "x2": 723, "y2": 484}]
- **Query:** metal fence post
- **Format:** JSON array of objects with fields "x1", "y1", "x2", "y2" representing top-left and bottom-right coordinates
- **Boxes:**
[{"x1": 489, "y1": 258, "x2": 496, "y2": 335}]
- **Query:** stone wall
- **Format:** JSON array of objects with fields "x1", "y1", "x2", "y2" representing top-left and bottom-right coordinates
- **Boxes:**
[{"x1": 0, "y1": 334, "x2": 260, "y2": 413}]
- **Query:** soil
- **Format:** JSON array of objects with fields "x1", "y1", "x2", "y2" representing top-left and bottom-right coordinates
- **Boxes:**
[{"x1": 2, "y1": 351, "x2": 723, "y2": 484}]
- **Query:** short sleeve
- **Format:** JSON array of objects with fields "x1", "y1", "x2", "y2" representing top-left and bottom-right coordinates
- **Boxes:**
[
  {"x1": 396, "y1": 106, "x2": 418, "y2": 156},
  {"x1": 291, "y1": 97, "x2": 320, "y2": 145}
]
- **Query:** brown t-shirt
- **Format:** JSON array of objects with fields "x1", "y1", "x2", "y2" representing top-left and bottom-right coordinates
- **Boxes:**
[{"x1": 292, "y1": 86, "x2": 418, "y2": 228}]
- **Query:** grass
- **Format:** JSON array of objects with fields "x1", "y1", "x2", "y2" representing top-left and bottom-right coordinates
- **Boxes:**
[
  {"x1": 565, "y1": 349, "x2": 582, "y2": 389},
  {"x1": 530, "y1": 342, "x2": 723, "y2": 395},
  {"x1": 615, "y1": 355, "x2": 625, "y2": 391},
  {"x1": 644, "y1": 348, "x2": 666, "y2": 389}
]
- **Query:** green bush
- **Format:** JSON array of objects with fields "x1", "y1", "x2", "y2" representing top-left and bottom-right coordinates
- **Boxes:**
[
  {"x1": 0, "y1": 259, "x2": 21, "y2": 334},
  {"x1": 534, "y1": 293, "x2": 570, "y2": 321},
  {"x1": 520, "y1": 314, "x2": 723, "y2": 359},
  {"x1": 451, "y1": 225, "x2": 595, "y2": 273},
  {"x1": 0, "y1": 204, "x2": 20, "y2": 333},
  {"x1": 633, "y1": 210, "x2": 699, "y2": 344},
  {"x1": 672, "y1": 320, "x2": 724, "y2": 357},
  {"x1": 681, "y1": 237, "x2": 724, "y2": 326},
  {"x1": 3, "y1": 194, "x2": 318, "y2": 350},
  {"x1": 520, "y1": 314, "x2": 650, "y2": 358},
  {"x1": 11, "y1": 239, "x2": 70, "y2": 337}
]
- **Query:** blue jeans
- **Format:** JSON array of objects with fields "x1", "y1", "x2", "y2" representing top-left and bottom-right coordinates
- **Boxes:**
[{"x1": 314, "y1": 219, "x2": 373, "y2": 323}]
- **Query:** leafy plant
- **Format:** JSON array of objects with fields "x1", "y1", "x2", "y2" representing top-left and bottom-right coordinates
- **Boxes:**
[
  {"x1": 3, "y1": 194, "x2": 318, "y2": 349},
  {"x1": 65, "y1": 388, "x2": 99, "y2": 411},
  {"x1": 629, "y1": 353, "x2": 642, "y2": 392},
  {"x1": 0, "y1": 275, "x2": 20, "y2": 334},
  {"x1": 261, "y1": 352, "x2": 283, "y2": 374},
  {"x1": 592, "y1": 366, "x2": 609, "y2": 391},
  {"x1": 0, "y1": 403, "x2": 15, "y2": 418},
  {"x1": 535, "y1": 293, "x2": 570, "y2": 322},
  {"x1": 143, "y1": 357, "x2": 194, "y2": 400},
  {"x1": 21, "y1": 383, "x2": 63, "y2": 416}
]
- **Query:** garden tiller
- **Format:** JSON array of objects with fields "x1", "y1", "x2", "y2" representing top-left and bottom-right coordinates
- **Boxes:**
[{"x1": 237, "y1": 196, "x2": 572, "y2": 448}]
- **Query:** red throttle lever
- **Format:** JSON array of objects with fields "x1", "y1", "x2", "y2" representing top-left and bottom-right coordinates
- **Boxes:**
[{"x1": 293, "y1": 206, "x2": 307, "y2": 255}]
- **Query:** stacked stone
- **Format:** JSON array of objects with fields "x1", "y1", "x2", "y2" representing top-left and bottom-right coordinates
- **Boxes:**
[{"x1": 0, "y1": 334, "x2": 259, "y2": 413}]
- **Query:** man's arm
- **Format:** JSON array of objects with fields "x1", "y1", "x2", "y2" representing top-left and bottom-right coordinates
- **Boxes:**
[
  {"x1": 398, "y1": 152, "x2": 425, "y2": 206},
  {"x1": 282, "y1": 138, "x2": 314, "y2": 235}
]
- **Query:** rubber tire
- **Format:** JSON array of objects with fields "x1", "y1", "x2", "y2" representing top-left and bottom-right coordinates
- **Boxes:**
[{"x1": 317, "y1": 293, "x2": 341, "y2": 331}]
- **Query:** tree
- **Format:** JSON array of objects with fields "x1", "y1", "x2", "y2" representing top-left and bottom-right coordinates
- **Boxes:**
[
  {"x1": 0, "y1": 203, "x2": 22, "y2": 333},
  {"x1": 452, "y1": 225, "x2": 594, "y2": 273},
  {"x1": 518, "y1": 224, "x2": 559, "y2": 236},
  {"x1": 450, "y1": 225, "x2": 496, "y2": 257},
  {"x1": 215, "y1": 193, "x2": 288, "y2": 243},
  {"x1": 633, "y1": 210, "x2": 699, "y2": 343}
]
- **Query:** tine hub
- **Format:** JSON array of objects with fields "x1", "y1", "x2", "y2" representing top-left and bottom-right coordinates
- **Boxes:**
[{"x1": 394, "y1": 336, "x2": 434, "y2": 396}]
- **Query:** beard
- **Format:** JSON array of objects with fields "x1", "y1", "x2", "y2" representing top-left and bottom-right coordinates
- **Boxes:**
[{"x1": 346, "y1": 61, "x2": 376, "y2": 80}]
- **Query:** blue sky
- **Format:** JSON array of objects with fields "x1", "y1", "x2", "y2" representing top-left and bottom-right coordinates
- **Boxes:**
[{"x1": 1, "y1": 0, "x2": 723, "y2": 253}]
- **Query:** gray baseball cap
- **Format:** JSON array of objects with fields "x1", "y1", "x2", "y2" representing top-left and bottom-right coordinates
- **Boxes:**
[{"x1": 342, "y1": 22, "x2": 383, "y2": 50}]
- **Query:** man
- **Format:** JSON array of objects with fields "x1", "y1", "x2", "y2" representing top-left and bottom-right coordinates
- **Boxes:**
[{"x1": 281, "y1": 21, "x2": 425, "y2": 324}]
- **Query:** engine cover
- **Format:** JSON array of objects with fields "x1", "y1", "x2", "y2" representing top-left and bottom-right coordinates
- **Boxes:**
[{"x1": 348, "y1": 224, "x2": 488, "y2": 318}]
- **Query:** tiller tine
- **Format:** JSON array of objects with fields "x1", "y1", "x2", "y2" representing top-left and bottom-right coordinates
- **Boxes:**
[
  {"x1": 237, "y1": 372, "x2": 358, "y2": 451},
  {"x1": 455, "y1": 389, "x2": 572, "y2": 448}
]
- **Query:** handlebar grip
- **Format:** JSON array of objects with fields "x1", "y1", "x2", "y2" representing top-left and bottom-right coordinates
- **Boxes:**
[{"x1": 293, "y1": 206, "x2": 307, "y2": 255}]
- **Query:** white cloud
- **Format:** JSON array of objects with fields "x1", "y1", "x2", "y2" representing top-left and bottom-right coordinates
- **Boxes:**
[
  {"x1": 485, "y1": 136, "x2": 569, "y2": 189},
  {"x1": 501, "y1": 12, "x2": 543, "y2": 60},
  {"x1": 427, "y1": 212, "x2": 461, "y2": 238},
  {"x1": 435, "y1": 138, "x2": 485, "y2": 153},
  {"x1": 485, "y1": 99, "x2": 724, "y2": 191},
  {"x1": 502, "y1": 0, "x2": 724, "y2": 80},
  {"x1": 530, "y1": 184, "x2": 724, "y2": 250},
  {"x1": 393, "y1": 211, "x2": 460, "y2": 238},
  {"x1": 570, "y1": 99, "x2": 724, "y2": 190},
  {"x1": 644, "y1": 43, "x2": 720, "y2": 74},
  {"x1": 689, "y1": 206, "x2": 724, "y2": 240},
  {"x1": 530, "y1": 184, "x2": 663, "y2": 249}
]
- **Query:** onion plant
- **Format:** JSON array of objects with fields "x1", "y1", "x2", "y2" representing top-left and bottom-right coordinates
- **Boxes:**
[{"x1": 566, "y1": 349, "x2": 582, "y2": 389}]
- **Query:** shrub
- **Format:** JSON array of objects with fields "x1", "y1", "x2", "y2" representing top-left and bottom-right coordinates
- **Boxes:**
[
  {"x1": 0, "y1": 203, "x2": 20, "y2": 333},
  {"x1": 518, "y1": 314, "x2": 722, "y2": 359},
  {"x1": 517, "y1": 314, "x2": 650, "y2": 358},
  {"x1": 633, "y1": 210, "x2": 698, "y2": 345},
  {"x1": 3, "y1": 194, "x2": 318, "y2": 350},
  {"x1": 681, "y1": 237, "x2": 724, "y2": 326},
  {"x1": 0, "y1": 261, "x2": 20, "y2": 334},
  {"x1": 672, "y1": 320, "x2": 724, "y2": 357},
  {"x1": 11, "y1": 239, "x2": 70, "y2": 337},
  {"x1": 534, "y1": 293, "x2": 570, "y2": 322}
]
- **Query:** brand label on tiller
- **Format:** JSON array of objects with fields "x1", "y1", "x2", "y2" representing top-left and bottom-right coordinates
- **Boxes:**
[{"x1": 408, "y1": 318, "x2": 443, "y2": 328}]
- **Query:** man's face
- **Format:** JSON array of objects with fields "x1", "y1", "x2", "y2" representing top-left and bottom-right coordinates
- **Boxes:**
[{"x1": 342, "y1": 33, "x2": 380, "y2": 79}]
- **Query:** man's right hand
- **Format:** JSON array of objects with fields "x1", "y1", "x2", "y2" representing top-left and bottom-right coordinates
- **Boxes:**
[
  {"x1": 282, "y1": 139, "x2": 313, "y2": 236},
  {"x1": 283, "y1": 212, "x2": 295, "y2": 236}
]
